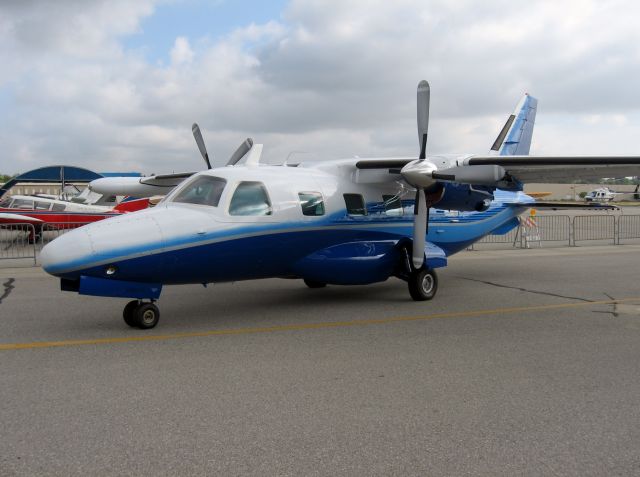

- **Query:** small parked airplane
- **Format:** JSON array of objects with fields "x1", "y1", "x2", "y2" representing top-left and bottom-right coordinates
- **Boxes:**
[
  {"x1": 0, "y1": 189, "x2": 149, "y2": 242},
  {"x1": 40, "y1": 81, "x2": 640, "y2": 329}
]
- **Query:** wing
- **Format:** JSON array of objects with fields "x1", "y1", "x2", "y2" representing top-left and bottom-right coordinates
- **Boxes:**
[
  {"x1": 0, "y1": 213, "x2": 44, "y2": 224},
  {"x1": 457, "y1": 156, "x2": 640, "y2": 183},
  {"x1": 90, "y1": 173, "x2": 195, "y2": 197},
  {"x1": 139, "y1": 172, "x2": 194, "y2": 187}
]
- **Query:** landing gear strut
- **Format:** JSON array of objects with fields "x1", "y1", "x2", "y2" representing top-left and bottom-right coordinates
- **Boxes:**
[
  {"x1": 123, "y1": 300, "x2": 160, "y2": 329},
  {"x1": 408, "y1": 268, "x2": 438, "y2": 301}
]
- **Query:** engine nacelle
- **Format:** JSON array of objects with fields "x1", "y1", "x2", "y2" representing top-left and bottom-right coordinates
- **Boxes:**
[
  {"x1": 434, "y1": 183, "x2": 494, "y2": 212},
  {"x1": 433, "y1": 164, "x2": 506, "y2": 186}
]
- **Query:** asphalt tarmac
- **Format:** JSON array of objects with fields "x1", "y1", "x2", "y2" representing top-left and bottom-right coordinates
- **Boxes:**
[{"x1": 1, "y1": 245, "x2": 640, "y2": 476}]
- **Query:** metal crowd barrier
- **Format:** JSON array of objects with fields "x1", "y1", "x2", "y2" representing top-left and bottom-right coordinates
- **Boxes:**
[
  {"x1": 477, "y1": 215, "x2": 572, "y2": 248},
  {"x1": 573, "y1": 215, "x2": 615, "y2": 245},
  {"x1": 475, "y1": 214, "x2": 640, "y2": 249},
  {"x1": 0, "y1": 223, "x2": 37, "y2": 264},
  {"x1": 617, "y1": 215, "x2": 640, "y2": 243}
]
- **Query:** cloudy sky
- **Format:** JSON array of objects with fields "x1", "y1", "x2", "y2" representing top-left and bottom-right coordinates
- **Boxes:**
[{"x1": 1, "y1": 0, "x2": 640, "y2": 175}]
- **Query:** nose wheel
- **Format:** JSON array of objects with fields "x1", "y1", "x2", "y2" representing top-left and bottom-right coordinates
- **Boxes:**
[{"x1": 123, "y1": 300, "x2": 160, "y2": 329}]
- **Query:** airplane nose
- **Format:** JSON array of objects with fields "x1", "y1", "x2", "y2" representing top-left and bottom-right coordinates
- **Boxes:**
[
  {"x1": 40, "y1": 228, "x2": 94, "y2": 277},
  {"x1": 41, "y1": 212, "x2": 166, "y2": 279}
]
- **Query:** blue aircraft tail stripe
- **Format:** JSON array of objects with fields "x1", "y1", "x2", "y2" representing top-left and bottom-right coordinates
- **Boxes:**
[{"x1": 497, "y1": 94, "x2": 538, "y2": 156}]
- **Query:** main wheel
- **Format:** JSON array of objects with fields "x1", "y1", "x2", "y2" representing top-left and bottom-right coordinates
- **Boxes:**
[
  {"x1": 134, "y1": 303, "x2": 160, "y2": 329},
  {"x1": 408, "y1": 268, "x2": 438, "y2": 301},
  {"x1": 304, "y1": 279, "x2": 326, "y2": 289},
  {"x1": 123, "y1": 300, "x2": 139, "y2": 327}
]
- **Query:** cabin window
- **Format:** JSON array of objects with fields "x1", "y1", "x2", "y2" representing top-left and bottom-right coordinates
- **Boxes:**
[
  {"x1": 343, "y1": 193, "x2": 366, "y2": 215},
  {"x1": 11, "y1": 199, "x2": 34, "y2": 209},
  {"x1": 173, "y1": 176, "x2": 227, "y2": 207},
  {"x1": 35, "y1": 201, "x2": 51, "y2": 210},
  {"x1": 298, "y1": 192, "x2": 325, "y2": 216},
  {"x1": 52, "y1": 203, "x2": 66, "y2": 212},
  {"x1": 0, "y1": 198, "x2": 11, "y2": 208},
  {"x1": 382, "y1": 194, "x2": 403, "y2": 216},
  {"x1": 229, "y1": 182, "x2": 272, "y2": 216}
]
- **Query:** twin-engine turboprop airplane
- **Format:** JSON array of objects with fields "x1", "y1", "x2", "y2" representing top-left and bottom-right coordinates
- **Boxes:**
[{"x1": 40, "y1": 81, "x2": 640, "y2": 329}]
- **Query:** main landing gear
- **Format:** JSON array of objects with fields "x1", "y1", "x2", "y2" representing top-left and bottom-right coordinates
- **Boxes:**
[
  {"x1": 408, "y1": 267, "x2": 438, "y2": 301},
  {"x1": 123, "y1": 300, "x2": 160, "y2": 329}
]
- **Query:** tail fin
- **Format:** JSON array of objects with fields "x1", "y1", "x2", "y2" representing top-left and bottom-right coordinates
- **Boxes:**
[
  {"x1": 490, "y1": 94, "x2": 538, "y2": 156},
  {"x1": 113, "y1": 197, "x2": 150, "y2": 213}
]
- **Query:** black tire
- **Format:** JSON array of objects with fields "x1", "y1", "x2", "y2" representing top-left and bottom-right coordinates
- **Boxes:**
[
  {"x1": 123, "y1": 300, "x2": 139, "y2": 328},
  {"x1": 134, "y1": 303, "x2": 160, "y2": 329},
  {"x1": 304, "y1": 279, "x2": 326, "y2": 289},
  {"x1": 408, "y1": 268, "x2": 438, "y2": 301}
]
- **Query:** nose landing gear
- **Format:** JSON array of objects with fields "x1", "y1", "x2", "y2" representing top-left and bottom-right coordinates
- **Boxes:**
[{"x1": 123, "y1": 300, "x2": 160, "y2": 329}]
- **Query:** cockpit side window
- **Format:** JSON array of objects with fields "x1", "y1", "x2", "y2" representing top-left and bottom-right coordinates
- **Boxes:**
[
  {"x1": 173, "y1": 176, "x2": 227, "y2": 207},
  {"x1": 298, "y1": 192, "x2": 325, "y2": 216},
  {"x1": 0, "y1": 198, "x2": 11, "y2": 208},
  {"x1": 11, "y1": 199, "x2": 34, "y2": 209},
  {"x1": 229, "y1": 182, "x2": 272, "y2": 216}
]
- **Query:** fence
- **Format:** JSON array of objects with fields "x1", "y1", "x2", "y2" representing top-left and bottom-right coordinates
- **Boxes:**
[
  {"x1": 475, "y1": 214, "x2": 640, "y2": 248},
  {"x1": 617, "y1": 215, "x2": 640, "y2": 243},
  {"x1": 573, "y1": 215, "x2": 616, "y2": 244},
  {"x1": 0, "y1": 223, "x2": 37, "y2": 264}
]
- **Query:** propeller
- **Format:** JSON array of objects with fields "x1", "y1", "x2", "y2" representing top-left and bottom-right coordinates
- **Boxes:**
[
  {"x1": 192, "y1": 122, "x2": 254, "y2": 168},
  {"x1": 192, "y1": 123, "x2": 212, "y2": 170},
  {"x1": 400, "y1": 80, "x2": 439, "y2": 269},
  {"x1": 417, "y1": 80, "x2": 430, "y2": 160},
  {"x1": 226, "y1": 138, "x2": 254, "y2": 166}
]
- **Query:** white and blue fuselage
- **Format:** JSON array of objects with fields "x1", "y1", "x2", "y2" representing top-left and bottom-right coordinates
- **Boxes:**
[{"x1": 41, "y1": 160, "x2": 533, "y2": 300}]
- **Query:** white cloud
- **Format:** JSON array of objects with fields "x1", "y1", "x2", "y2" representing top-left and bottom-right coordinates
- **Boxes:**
[
  {"x1": 1, "y1": 0, "x2": 640, "y2": 175},
  {"x1": 170, "y1": 37, "x2": 194, "y2": 65}
]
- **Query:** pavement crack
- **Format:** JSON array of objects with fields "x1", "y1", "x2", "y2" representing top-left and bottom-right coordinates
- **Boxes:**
[
  {"x1": 457, "y1": 276, "x2": 593, "y2": 302},
  {"x1": 0, "y1": 278, "x2": 15, "y2": 305}
]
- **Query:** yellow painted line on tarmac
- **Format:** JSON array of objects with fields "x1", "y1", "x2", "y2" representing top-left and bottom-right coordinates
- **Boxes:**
[{"x1": 2, "y1": 297, "x2": 639, "y2": 351}]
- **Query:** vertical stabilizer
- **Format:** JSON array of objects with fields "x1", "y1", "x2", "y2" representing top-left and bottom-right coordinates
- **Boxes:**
[{"x1": 490, "y1": 94, "x2": 538, "y2": 156}]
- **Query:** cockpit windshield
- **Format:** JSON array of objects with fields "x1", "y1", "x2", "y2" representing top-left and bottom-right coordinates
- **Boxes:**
[{"x1": 172, "y1": 176, "x2": 227, "y2": 207}]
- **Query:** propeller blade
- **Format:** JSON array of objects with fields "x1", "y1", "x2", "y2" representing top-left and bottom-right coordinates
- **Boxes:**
[
  {"x1": 412, "y1": 188, "x2": 427, "y2": 269},
  {"x1": 192, "y1": 123, "x2": 212, "y2": 169},
  {"x1": 226, "y1": 138, "x2": 254, "y2": 166},
  {"x1": 417, "y1": 80, "x2": 430, "y2": 159}
]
